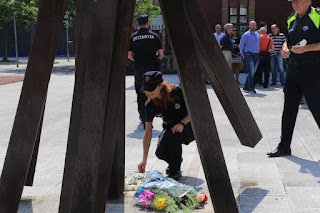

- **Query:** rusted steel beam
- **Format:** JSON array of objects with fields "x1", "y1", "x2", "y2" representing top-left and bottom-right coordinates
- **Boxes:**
[
  {"x1": 184, "y1": 0, "x2": 262, "y2": 148},
  {"x1": 107, "y1": 94, "x2": 125, "y2": 200},
  {"x1": 59, "y1": 0, "x2": 135, "y2": 211},
  {"x1": 159, "y1": 0, "x2": 238, "y2": 212},
  {"x1": 0, "y1": 0, "x2": 67, "y2": 212},
  {"x1": 25, "y1": 103, "x2": 45, "y2": 186},
  {"x1": 94, "y1": 0, "x2": 134, "y2": 206},
  {"x1": 58, "y1": 0, "x2": 119, "y2": 211}
]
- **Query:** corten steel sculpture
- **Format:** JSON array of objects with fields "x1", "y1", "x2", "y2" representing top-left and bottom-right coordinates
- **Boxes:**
[{"x1": 0, "y1": 0, "x2": 262, "y2": 212}]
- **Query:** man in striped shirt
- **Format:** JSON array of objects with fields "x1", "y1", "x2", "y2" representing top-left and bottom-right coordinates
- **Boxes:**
[{"x1": 269, "y1": 24, "x2": 286, "y2": 86}]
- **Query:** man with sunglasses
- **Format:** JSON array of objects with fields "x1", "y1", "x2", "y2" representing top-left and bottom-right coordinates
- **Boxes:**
[{"x1": 268, "y1": 0, "x2": 320, "y2": 157}]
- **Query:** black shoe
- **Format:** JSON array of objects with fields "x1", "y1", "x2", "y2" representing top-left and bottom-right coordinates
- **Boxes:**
[
  {"x1": 267, "y1": 148, "x2": 291, "y2": 157},
  {"x1": 168, "y1": 170, "x2": 182, "y2": 180},
  {"x1": 263, "y1": 85, "x2": 268, "y2": 88},
  {"x1": 250, "y1": 89, "x2": 256, "y2": 93},
  {"x1": 243, "y1": 87, "x2": 250, "y2": 92},
  {"x1": 270, "y1": 83, "x2": 276, "y2": 86}
]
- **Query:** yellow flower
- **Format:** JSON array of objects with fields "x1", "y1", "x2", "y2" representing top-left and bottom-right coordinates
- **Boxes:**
[{"x1": 155, "y1": 198, "x2": 168, "y2": 210}]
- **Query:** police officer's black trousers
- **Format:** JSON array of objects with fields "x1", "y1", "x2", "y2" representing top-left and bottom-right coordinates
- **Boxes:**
[
  {"x1": 135, "y1": 82, "x2": 148, "y2": 122},
  {"x1": 279, "y1": 63, "x2": 320, "y2": 150},
  {"x1": 155, "y1": 123, "x2": 194, "y2": 173}
]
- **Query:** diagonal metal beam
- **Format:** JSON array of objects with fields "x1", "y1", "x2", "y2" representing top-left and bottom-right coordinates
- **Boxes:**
[
  {"x1": 0, "y1": 0, "x2": 67, "y2": 212},
  {"x1": 94, "y1": 0, "x2": 135, "y2": 207},
  {"x1": 59, "y1": 0, "x2": 135, "y2": 211},
  {"x1": 25, "y1": 102, "x2": 46, "y2": 186},
  {"x1": 107, "y1": 92, "x2": 125, "y2": 200},
  {"x1": 58, "y1": 0, "x2": 119, "y2": 211},
  {"x1": 159, "y1": 0, "x2": 238, "y2": 212},
  {"x1": 184, "y1": 0, "x2": 262, "y2": 148}
]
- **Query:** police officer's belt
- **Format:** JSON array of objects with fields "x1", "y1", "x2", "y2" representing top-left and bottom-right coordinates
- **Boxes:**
[{"x1": 163, "y1": 121, "x2": 178, "y2": 129}]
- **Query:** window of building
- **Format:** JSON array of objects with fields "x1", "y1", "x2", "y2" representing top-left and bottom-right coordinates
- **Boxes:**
[{"x1": 229, "y1": 0, "x2": 248, "y2": 35}]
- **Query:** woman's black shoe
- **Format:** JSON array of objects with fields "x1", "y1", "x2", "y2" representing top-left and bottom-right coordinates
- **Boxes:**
[
  {"x1": 168, "y1": 170, "x2": 182, "y2": 180},
  {"x1": 267, "y1": 148, "x2": 291, "y2": 157}
]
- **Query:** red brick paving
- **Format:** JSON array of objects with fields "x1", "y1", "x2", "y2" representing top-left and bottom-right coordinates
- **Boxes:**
[{"x1": 0, "y1": 76, "x2": 24, "y2": 86}]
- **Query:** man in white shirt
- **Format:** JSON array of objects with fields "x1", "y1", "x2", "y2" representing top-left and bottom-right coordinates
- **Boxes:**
[{"x1": 214, "y1": 24, "x2": 225, "y2": 45}]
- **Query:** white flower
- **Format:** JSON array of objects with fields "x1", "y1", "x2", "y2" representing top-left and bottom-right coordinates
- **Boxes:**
[{"x1": 299, "y1": 39, "x2": 307, "y2": 47}]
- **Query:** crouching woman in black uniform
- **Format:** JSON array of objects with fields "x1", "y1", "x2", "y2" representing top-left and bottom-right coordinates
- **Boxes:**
[{"x1": 137, "y1": 71, "x2": 194, "y2": 180}]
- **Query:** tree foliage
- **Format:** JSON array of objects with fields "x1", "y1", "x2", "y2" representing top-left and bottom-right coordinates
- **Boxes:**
[
  {"x1": 0, "y1": 0, "x2": 38, "y2": 30},
  {"x1": 0, "y1": 0, "x2": 38, "y2": 61},
  {"x1": 64, "y1": 0, "x2": 75, "y2": 28},
  {"x1": 134, "y1": 0, "x2": 161, "y2": 24}
]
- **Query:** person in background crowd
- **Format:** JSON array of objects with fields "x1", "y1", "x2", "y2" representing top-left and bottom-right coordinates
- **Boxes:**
[
  {"x1": 267, "y1": 0, "x2": 320, "y2": 157},
  {"x1": 257, "y1": 21, "x2": 267, "y2": 34},
  {"x1": 128, "y1": 15, "x2": 164, "y2": 128},
  {"x1": 254, "y1": 21, "x2": 268, "y2": 85},
  {"x1": 138, "y1": 71, "x2": 195, "y2": 180},
  {"x1": 214, "y1": 24, "x2": 225, "y2": 45},
  {"x1": 239, "y1": 21, "x2": 260, "y2": 93},
  {"x1": 269, "y1": 24, "x2": 286, "y2": 86},
  {"x1": 231, "y1": 27, "x2": 242, "y2": 84},
  {"x1": 255, "y1": 27, "x2": 274, "y2": 88},
  {"x1": 220, "y1": 23, "x2": 234, "y2": 69}
]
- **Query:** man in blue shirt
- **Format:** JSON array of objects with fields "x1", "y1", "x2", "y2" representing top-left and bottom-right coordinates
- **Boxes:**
[{"x1": 239, "y1": 21, "x2": 260, "y2": 93}]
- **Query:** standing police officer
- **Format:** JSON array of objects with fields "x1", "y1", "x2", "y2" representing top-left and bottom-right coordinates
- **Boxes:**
[
  {"x1": 268, "y1": 0, "x2": 320, "y2": 157},
  {"x1": 128, "y1": 15, "x2": 164, "y2": 127}
]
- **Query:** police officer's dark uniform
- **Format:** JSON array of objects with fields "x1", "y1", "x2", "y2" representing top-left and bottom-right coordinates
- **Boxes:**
[
  {"x1": 142, "y1": 71, "x2": 194, "y2": 180},
  {"x1": 129, "y1": 15, "x2": 162, "y2": 124},
  {"x1": 268, "y1": 5, "x2": 320, "y2": 157}
]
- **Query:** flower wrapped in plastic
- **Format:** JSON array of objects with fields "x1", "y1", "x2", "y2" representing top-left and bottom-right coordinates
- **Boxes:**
[
  {"x1": 134, "y1": 171, "x2": 204, "y2": 212},
  {"x1": 134, "y1": 189, "x2": 154, "y2": 208}
]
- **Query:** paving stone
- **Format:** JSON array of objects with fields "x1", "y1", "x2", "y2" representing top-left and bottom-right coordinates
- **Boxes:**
[
  {"x1": 238, "y1": 163, "x2": 280, "y2": 178},
  {"x1": 239, "y1": 177, "x2": 286, "y2": 196},
  {"x1": 280, "y1": 171, "x2": 320, "y2": 187},
  {"x1": 286, "y1": 187, "x2": 320, "y2": 210}
]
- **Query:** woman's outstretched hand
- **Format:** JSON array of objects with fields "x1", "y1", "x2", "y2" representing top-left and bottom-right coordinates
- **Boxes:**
[{"x1": 138, "y1": 160, "x2": 146, "y2": 173}]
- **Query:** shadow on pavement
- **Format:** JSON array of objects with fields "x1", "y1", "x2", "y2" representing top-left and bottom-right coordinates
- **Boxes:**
[
  {"x1": 126, "y1": 85, "x2": 135, "y2": 90},
  {"x1": 18, "y1": 199, "x2": 34, "y2": 213},
  {"x1": 179, "y1": 176, "x2": 205, "y2": 192},
  {"x1": 105, "y1": 195, "x2": 125, "y2": 213},
  {"x1": 285, "y1": 155, "x2": 320, "y2": 183},
  {"x1": 299, "y1": 103, "x2": 309, "y2": 110},
  {"x1": 237, "y1": 187, "x2": 269, "y2": 213},
  {"x1": 52, "y1": 66, "x2": 75, "y2": 75},
  {"x1": 126, "y1": 124, "x2": 161, "y2": 139},
  {"x1": 0, "y1": 65, "x2": 76, "y2": 76},
  {"x1": 244, "y1": 93, "x2": 267, "y2": 98}
]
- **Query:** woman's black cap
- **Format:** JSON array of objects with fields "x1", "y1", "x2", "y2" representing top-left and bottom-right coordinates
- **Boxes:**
[{"x1": 141, "y1": 71, "x2": 163, "y2": 92}]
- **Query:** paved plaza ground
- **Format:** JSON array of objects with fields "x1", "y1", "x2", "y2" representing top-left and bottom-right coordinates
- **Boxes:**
[{"x1": 1, "y1": 58, "x2": 320, "y2": 213}]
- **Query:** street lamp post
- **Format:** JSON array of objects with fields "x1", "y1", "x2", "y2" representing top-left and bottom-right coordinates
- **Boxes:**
[
  {"x1": 12, "y1": 1, "x2": 19, "y2": 67},
  {"x1": 63, "y1": 18, "x2": 70, "y2": 62},
  {"x1": 66, "y1": 26, "x2": 69, "y2": 62}
]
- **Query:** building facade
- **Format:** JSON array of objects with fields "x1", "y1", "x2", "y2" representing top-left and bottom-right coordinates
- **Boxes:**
[{"x1": 199, "y1": 0, "x2": 320, "y2": 35}]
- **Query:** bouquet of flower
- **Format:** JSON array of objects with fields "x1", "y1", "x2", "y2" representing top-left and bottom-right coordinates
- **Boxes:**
[
  {"x1": 124, "y1": 172, "x2": 146, "y2": 191},
  {"x1": 134, "y1": 171, "x2": 207, "y2": 212}
]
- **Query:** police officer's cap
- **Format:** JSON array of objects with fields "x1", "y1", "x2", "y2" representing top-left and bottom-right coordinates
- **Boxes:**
[
  {"x1": 137, "y1": 14, "x2": 149, "y2": 25},
  {"x1": 141, "y1": 71, "x2": 163, "y2": 92}
]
